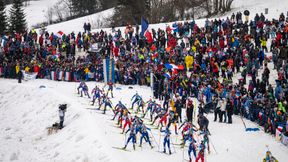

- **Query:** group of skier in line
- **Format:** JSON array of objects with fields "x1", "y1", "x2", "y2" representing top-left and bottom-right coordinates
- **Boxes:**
[{"x1": 77, "y1": 81, "x2": 212, "y2": 162}]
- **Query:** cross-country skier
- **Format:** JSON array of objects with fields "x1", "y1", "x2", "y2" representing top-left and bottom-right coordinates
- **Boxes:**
[
  {"x1": 195, "y1": 141, "x2": 206, "y2": 162},
  {"x1": 132, "y1": 115, "x2": 144, "y2": 134},
  {"x1": 198, "y1": 114, "x2": 210, "y2": 133},
  {"x1": 139, "y1": 124, "x2": 154, "y2": 149},
  {"x1": 161, "y1": 127, "x2": 172, "y2": 154},
  {"x1": 149, "y1": 103, "x2": 163, "y2": 122},
  {"x1": 188, "y1": 137, "x2": 197, "y2": 162},
  {"x1": 167, "y1": 110, "x2": 178, "y2": 134},
  {"x1": 158, "y1": 111, "x2": 169, "y2": 129},
  {"x1": 151, "y1": 108, "x2": 166, "y2": 126},
  {"x1": 131, "y1": 92, "x2": 142, "y2": 110},
  {"x1": 91, "y1": 86, "x2": 103, "y2": 106},
  {"x1": 107, "y1": 80, "x2": 114, "y2": 98},
  {"x1": 179, "y1": 121, "x2": 192, "y2": 139},
  {"x1": 98, "y1": 94, "x2": 113, "y2": 114},
  {"x1": 180, "y1": 122, "x2": 198, "y2": 147},
  {"x1": 77, "y1": 81, "x2": 85, "y2": 94},
  {"x1": 112, "y1": 101, "x2": 127, "y2": 120},
  {"x1": 201, "y1": 128, "x2": 210, "y2": 154},
  {"x1": 136, "y1": 97, "x2": 145, "y2": 113},
  {"x1": 121, "y1": 110, "x2": 132, "y2": 134},
  {"x1": 142, "y1": 99, "x2": 156, "y2": 120},
  {"x1": 78, "y1": 82, "x2": 90, "y2": 98},
  {"x1": 123, "y1": 124, "x2": 137, "y2": 150}
]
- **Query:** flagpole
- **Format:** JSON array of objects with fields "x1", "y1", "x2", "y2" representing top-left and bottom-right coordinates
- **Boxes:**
[{"x1": 150, "y1": 71, "x2": 154, "y2": 98}]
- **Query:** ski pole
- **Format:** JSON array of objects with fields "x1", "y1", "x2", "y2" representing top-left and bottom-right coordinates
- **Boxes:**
[
  {"x1": 182, "y1": 146, "x2": 185, "y2": 162},
  {"x1": 193, "y1": 98, "x2": 196, "y2": 121},
  {"x1": 124, "y1": 132, "x2": 127, "y2": 147},
  {"x1": 171, "y1": 137, "x2": 177, "y2": 153},
  {"x1": 209, "y1": 137, "x2": 218, "y2": 154},
  {"x1": 240, "y1": 114, "x2": 247, "y2": 130},
  {"x1": 150, "y1": 131, "x2": 159, "y2": 149},
  {"x1": 158, "y1": 130, "x2": 161, "y2": 152}
]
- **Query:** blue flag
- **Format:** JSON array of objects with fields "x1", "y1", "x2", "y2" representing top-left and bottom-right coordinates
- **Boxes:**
[{"x1": 141, "y1": 17, "x2": 149, "y2": 37}]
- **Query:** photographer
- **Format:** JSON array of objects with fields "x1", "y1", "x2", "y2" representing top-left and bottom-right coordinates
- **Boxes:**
[{"x1": 59, "y1": 104, "x2": 67, "y2": 129}]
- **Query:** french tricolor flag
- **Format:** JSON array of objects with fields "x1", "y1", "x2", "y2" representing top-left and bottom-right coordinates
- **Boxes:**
[
  {"x1": 164, "y1": 63, "x2": 184, "y2": 70},
  {"x1": 51, "y1": 71, "x2": 57, "y2": 80},
  {"x1": 65, "y1": 72, "x2": 71, "y2": 81},
  {"x1": 164, "y1": 72, "x2": 171, "y2": 79},
  {"x1": 141, "y1": 17, "x2": 153, "y2": 43},
  {"x1": 277, "y1": 126, "x2": 283, "y2": 132}
]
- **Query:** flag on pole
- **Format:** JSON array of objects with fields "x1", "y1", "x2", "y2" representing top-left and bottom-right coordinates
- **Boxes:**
[
  {"x1": 141, "y1": 17, "x2": 149, "y2": 37},
  {"x1": 163, "y1": 72, "x2": 171, "y2": 79},
  {"x1": 145, "y1": 30, "x2": 153, "y2": 43},
  {"x1": 56, "y1": 31, "x2": 64, "y2": 38},
  {"x1": 164, "y1": 63, "x2": 184, "y2": 70}
]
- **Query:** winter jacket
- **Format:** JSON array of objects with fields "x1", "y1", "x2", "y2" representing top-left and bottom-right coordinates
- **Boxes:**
[
  {"x1": 220, "y1": 99, "x2": 227, "y2": 112},
  {"x1": 279, "y1": 46, "x2": 288, "y2": 59}
]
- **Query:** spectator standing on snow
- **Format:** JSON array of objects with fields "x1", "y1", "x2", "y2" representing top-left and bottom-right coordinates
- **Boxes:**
[
  {"x1": 58, "y1": 104, "x2": 67, "y2": 129},
  {"x1": 83, "y1": 23, "x2": 88, "y2": 33}
]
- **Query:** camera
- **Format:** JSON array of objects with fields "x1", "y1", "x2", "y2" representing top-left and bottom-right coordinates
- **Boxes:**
[{"x1": 59, "y1": 104, "x2": 67, "y2": 110}]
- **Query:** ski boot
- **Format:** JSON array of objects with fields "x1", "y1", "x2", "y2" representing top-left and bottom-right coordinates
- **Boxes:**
[
  {"x1": 169, "y1": 150, "x2": 172, "y2": 155},
  {"x1": 133, "y1": 144, "x2": 136, "y2": 150}
]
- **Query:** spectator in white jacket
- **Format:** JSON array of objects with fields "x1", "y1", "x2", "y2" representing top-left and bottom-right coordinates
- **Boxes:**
[{"x1": 219, "y1": 98, "x2": 227, "y2": 122}]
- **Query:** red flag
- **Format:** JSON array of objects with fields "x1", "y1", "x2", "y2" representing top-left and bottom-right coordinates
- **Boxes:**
[
  {"x1": 145, "y1": 31, "x2": 153, "y2": 44},
  {"x1": 167, "y1": 35, "x2": 176, "y2": 48},
  {"x1": 56, "y1": 31, "x2": 64, "y2": 38},
  {"x1": 150, "y1": 44, "x2": 156, "y2": 51}
]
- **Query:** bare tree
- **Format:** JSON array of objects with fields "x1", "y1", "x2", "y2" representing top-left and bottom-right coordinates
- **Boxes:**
[
  {"x1": 62, "y1": 0, "x2": 74, "y2": 18},
  {"x1": 45, "y1": 6, "x2": 53, "y2": 25},
  {"x1": 223, "y1": 0, "x2": 233, "y2": 12},
  {"x1": 215, "y1": 0, "x2": 234, "y2": 13},
  {"x1": 204, "y1": 0, "x2": 212, "y2": 16},
  {"x1": 54, "y1": 2, "x2": 64, "y2": 21},
  {"x1": 23, "y1": 0, "x2": 30, "y2": 7}
]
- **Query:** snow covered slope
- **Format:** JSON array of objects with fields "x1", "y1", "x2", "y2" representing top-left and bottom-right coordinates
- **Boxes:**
[
  {"x1": 44, "y1": 8, "x2": 115, "y2": 34},
  {"x1": 0, "y1": 78, "x2": 287, "y2": 162},
  {"x1": 5, "y1": 0, "x2": 59, "y2": 28}
]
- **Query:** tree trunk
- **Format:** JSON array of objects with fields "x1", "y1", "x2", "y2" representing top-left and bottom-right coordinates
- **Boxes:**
[
  {"x1": 214, "y1": 0, "x2": 219, "y2": 14},
  {"x1": 205, "y1": 0, "x2": 211, "y2": 16},
  {"x1": 226, "y1": 0, "x2": 233, "y2": 11},
  {"x1": 192, "y1": 7, "x2": 195, "y2": 19},
  {"x1": 219, "y1": 0, "x2": 223, "y2": 12},
  {"x1": 222, "y1": 0, "x2": 226, "y2": 12}
]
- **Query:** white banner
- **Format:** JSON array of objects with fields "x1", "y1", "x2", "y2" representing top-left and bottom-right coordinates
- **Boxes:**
[
  {"x1": 58, "y1": 71, "x2": 63, "y2": 81},
  {"x1": 275, "y1": 129, "x2": 282, "y2": 141},
  {"x1": 281, "y1": 135, "x2": 288, "y2": 146},
  {"x1": 88, "y1": 72, "x2": 95, "y2": 79},
  {"x1": 22, "y1": 70, "x2": 38, "y2": 81}
]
